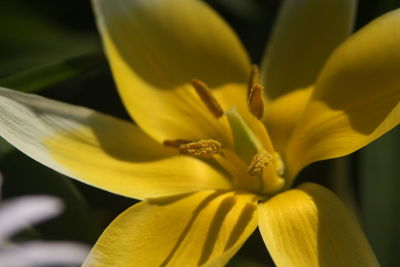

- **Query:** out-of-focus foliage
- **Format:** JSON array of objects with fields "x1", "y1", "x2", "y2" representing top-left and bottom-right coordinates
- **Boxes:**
[
  {"x1": 0, "y1": 1, "x2": 98, "y2": 76},
  {"x1": 360, "y1": 128, "x2": 400, "y2": 267},
  {"x1": 0, "y1": 52, "x2": 106, "y2": 93}
]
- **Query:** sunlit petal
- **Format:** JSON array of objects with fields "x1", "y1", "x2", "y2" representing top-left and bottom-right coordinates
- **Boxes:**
[
  {"x1": 84, "y1": 191, "x2": 258, "y2": 267},
  {"x1": 264, "y1": 87, "x2": 312, "y2": 155},
  {"x1": 0, "y1": 87, "x2": 231, "y2": 200},
  {"x1": 286, "y1": 9, "x2": 400, "y2": 178},
  {"x1": 92, "y1": 0, "x2": 250, "y2": 143},
  {"x1": 261, "y1": 0, "x2": 356, "y2": 99},
  {"x1": 258, "y1": 183, "x2": 379, "y2": 267}
]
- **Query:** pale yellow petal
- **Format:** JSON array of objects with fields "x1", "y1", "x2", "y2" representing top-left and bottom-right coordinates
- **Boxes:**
[
  {"x1": 286, "y1": 9, "x2": 400, "y2": 178},
  {"x1": 92, "y1": 0, "x2": 250, "y2": 143},
  {"x1": 258, "y1": 183, "x2": 379, "y2": 267},
  {"x1": 264, "y1": 87, "x2": 312, "y2": 155},
  {"x1": 0, "y1": 87, "x2": 231, "y2": 200},
  {"x1": 261, "y1": 0, "x2": 356, "y2": 99},
  {"x1": 83, "y1": 191, "x2": 258, "y2": 267}
]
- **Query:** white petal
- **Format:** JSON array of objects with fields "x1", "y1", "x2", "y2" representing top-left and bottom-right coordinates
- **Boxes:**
[
  {"x1": 0, "y1": 87, "x2": 230, "y2": 199},
  {"x1": 0, "y1": 172, "x2": 3, "y2": 199},
  {"x1": 0, "y1": 196, "x2": 62, "y2": 242},
  {"x1": 0, "y1": 87, "x2": 94, "y2": 178},
  {"x1": 0, "y1": 241, "x2": 90, "y2": 267}
]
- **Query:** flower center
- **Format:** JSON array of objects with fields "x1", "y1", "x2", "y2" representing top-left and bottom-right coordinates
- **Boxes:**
[{"x1": 164, "y1": 66, "x2": 285, "y2": 197}]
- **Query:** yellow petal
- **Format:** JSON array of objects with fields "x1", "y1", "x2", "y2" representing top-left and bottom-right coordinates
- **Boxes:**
[
  {"x1": 92, "y1": 0, "x2": 250, "y2": 143},
  {"x1": 258, "y1": 183, "x2": 379, "y2": 267},
  {"x1": 83, "y1": 191, "x2": 258, "y2": 267},
  {"x1": 286, "y1": 9, "x2": 400, "y2": 178},
  {"x1": 264, "y1": 87, "x2": 312, "y2": 155},
  {"x1": 261, "y1": 0, "x2": 356, "y2": 99},
  {"x1": 0, "y1": 87, "x2": 231, "y2": 199}
]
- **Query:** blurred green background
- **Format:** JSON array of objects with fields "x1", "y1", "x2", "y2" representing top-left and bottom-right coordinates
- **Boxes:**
[{"x1": 0, "y1": 0, "x2": 399, "y2": 266}]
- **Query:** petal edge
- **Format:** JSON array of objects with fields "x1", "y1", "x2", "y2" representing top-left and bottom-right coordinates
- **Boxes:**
[{"x1": 258, "y1": 183, "x2": 379, "y2": 267}]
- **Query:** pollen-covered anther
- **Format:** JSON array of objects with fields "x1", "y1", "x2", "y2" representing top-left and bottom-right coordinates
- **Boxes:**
[
  {"x1": 247, "y1": 150, "x2": 273, "y2": 176},
  {"x1": 191, "y1": 79, "x2": 224, "y2": 118},
  {"x1": 179, "y1": 139, "x2": 222, "y2": 157},
  {"x1": 248, "y1": 83, "x2": 265, "y2": 119}
]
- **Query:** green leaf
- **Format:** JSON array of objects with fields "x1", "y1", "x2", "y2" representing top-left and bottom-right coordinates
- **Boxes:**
[
  {"x1": 0, "y1": 2, "x2": 97, "y2": 76},
  {"x1": 0, "y1": 52, "x2": 106, "y2": 93},
  {"x1": 360, "y1": 127, "x2": 400, "y2": 267},
  {"x1": 0, "y1": 139, "x2": 13, "y2": 158},
  {"x1": 376, "y1": 0, "x2": 400, "y2": 14}
]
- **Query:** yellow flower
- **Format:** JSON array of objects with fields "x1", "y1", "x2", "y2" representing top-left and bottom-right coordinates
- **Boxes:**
[{"x1": 0, "y1": 0, "x2": 399, "y2": 266}]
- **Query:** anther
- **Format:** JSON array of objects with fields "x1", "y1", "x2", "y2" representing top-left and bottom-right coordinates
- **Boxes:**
[
  {"x1": 179, "y1": 139, "x2": 221, "y2": 157},
  {"x1": 248, "y1": 83, "x2": 264, "y2": 119},
  {"x1": 163, "y1": 139, "x2": 192, "y2": 148},
  {"x1": 247, "y1": 150, "x2": 272, "y2": 176},
  {"x1": 247, "y1": 65, "x2": 260, "y2": 99},
  {"x1": 191, "y1": 79, "x2": 224, "y2": 118}
]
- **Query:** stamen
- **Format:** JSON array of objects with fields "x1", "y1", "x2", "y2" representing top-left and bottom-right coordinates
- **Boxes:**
[
  {"x1": 163, "y1": 139, "x2": 192, "y2": 148},
  {"x1": 248, "y1": 83, "x2": 265, "y2": 119},
  {"x1": 191, "y1": 79, "x2": 224, "y2": 118},
  {"x1": 179, "y1": 139, "x2": 221, "y2": 157},
  {"x1": 247, "y1": 65, "x2": 260, "y2": 99},
  {"x1": 248, "y1": 150, "x2": 272, "y2": 176}
]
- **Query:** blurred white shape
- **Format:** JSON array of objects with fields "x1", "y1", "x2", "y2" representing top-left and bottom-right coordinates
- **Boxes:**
[
  {"x1": 0, "y1": 172, "x2": 90, "y2": 266},
  {"x1": 0, "y1": 195, "x2": 62, "y2": 242},
  {"x1": 0, "y1": 171, "x2": 3, "y2": 199},
  {"x1": 0, "y1": 241, "x2": 90, "y2": 267}
]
